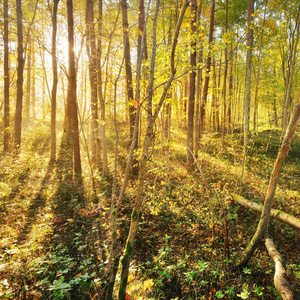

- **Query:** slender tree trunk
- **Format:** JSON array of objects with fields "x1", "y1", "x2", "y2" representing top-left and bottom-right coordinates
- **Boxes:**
[
  {"x1": 120, "y1": 0, "x2": 138, "y2": 175},
  {"x1": 118, "y1": 1, "x2": 189, "y2": 297},
  {"x1": 50, "y1": 0, "x2": 59, "y2": 161},
  {"x1": 221, "y1": 0, "x2": 228, "y2": 141},
  {"x1": 199, "y1": 0, "x2": 215, "y2": 139},
  {"x1": 66, "y1": 0, "x2": 82, "y2": 176},
  {"x1": 237, "y1": 96, "x2": 300, "y2": 268},
  {"x1": 282, "y1": 3, "x2": 300, "y2": 133},
  {"x1": 97, "y1": 0, "x2": 109, "y2": 176},
  {"x1": 25, "y1": 35, "x2": 31, "y2": 125},
  {"x1": 228, "y1": 44, "x2": 233, "y2": 133},
  {"x1": 121, "y1": 0, "x2": 135, "y2": 140},
  {"x1": 86, "y1": 0, "x2": 100, "y2": 167},
  {"x1": 211, "y1": 59, "x2": 217, "y2": 132},
  {"x1": 137, "y1": 0, "x2": 147, "y2": 62},
  {"x1": 194, "y1": 1, "x2": 203, "y2": 158},
  {"x1": 14, "y1": 0, "x2": 24, "y2": 151},
  {"x1": 31, "y1": 39, "x2": 36, "y2": 120},
  {"x1": 253, "y1": 0, "x2": 267, "y2": 134},
  {"x1": 186, "y1": 0, "x2": 197, "y2": 171},
  {"x1": 242, "y1": 0, "x2": 254, "y2": 178},
  {"x1": 4, "y1": 0, "x2": 10, "y2": 152}
]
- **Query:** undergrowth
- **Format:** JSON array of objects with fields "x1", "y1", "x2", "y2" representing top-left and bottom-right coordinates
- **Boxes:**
[{"x1": 0, "y1": 125, "x2": 299, "y2": 299}]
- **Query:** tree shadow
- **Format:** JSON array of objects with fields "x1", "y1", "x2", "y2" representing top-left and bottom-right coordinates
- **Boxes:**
[
  {"x1": 16, "y1": 160, "x2": 55, "y2": 244},
  {"x1": 0, "y1": 154, "x2": 32, "y2": 227},
  {"x1": 35, "y1": 141, "x2": 106, "y2": 299}
]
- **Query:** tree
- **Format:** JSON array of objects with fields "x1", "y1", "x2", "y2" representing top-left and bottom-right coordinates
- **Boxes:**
[
  {"x1": 242, "y1": 0, "x2": 254, "y2": 178},
  {"x1": 50, "y1": 0, "x2": 59, "y2": 161},
  {"x1": 237, "y1": 95, "x2": 300, "y2": 268},
  {"x1": 281, "y1": 3, "x2": 300, "y2": 134},
  {"x1": 199, "y1": 0, "x2": 215, "y2": 140},
  {"x1": 25, "y1": 35, "x2": 32, "y2": 125},
  {"x1": 118, "y1": 0, "x2": 189, "y2": 297},
  {"x1": 97, "y1": 0, "x2": 109, "y2": 177},
  {"x1": 186, "y1": 0, "x2": 197, "y2": 171},
  {"x1": 3, "y1": 0, "x2": 10, "y2": 152},
  {"x1": 64, "y1": 0, "x2": 82, "y2": 176},
  {"x1": 14, "y1": 0, "x2": 25, "y2": 151},
  {"x1": 221, "y1": 0, "x2": 229, "y2": 140},
  {"x1": 86, "y1": 0, "x2": 101, "y2": 167},
  {"x1": 121, "y1": 0, "x2": 135, "y2": 143}
]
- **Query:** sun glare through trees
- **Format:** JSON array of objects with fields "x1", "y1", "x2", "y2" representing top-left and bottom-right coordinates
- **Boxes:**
[{"x1": 0, "y1": 0, "x2": 300, "y2": 299}]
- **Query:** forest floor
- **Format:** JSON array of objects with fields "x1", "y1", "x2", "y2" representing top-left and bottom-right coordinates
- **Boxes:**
[{"x1": 0, "y1": 123, "x2": 299, "y2": 299}]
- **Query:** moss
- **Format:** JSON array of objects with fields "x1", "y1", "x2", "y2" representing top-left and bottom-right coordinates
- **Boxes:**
[
  {"x1": 112, "y1": 207, "x2": 116, "y2": 216},
  {"x1": 131, "y1": 209, "x2": 139, "y2": 221},
  {"x1": 121, "y1": 241, "x2": 132, "y2": 265}
]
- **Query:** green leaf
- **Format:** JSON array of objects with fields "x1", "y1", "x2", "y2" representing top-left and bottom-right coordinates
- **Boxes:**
[
  {"x1": 215, "y1": 291, "x2": 225, "y2": 298},
  {"x1": 237, "y1": 291, "x2": 249, "y2": 299}
]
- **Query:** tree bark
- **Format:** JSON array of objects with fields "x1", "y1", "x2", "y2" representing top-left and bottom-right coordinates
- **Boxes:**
[
  {"x1": 97, "y1": 0, "x2": 109, "y2": 176},
  {"x1": 121, "y1": 0, "x2": 134, "y2": 139},
  {"x1": 186, "y1": 0, "x2": 197, "y2": 171},
  {"x1": 86, "y1": 0, "x2": 101, "y2": 167},
  {"x1": 4, "y1": 0, "x2": 10, "y2": 152},
  {"x1": 14, "y1": 0, "x2": 25, "y2": 151},
  {"x1": 31, "y1": 38, "x2": 36, "y2": 120},
  {"x1": 237, "y1": 96, "x2": 300, "y2": 268},
  {"x1": 137, "y1": 0, "x2": 147, "y2": 63},
  {"x1": 242, "y1": 0, "x2": 254, "y2": 177},
  {"x1": 25, "y1": 36, "x2": 31, "y2": 125},
  {"x1": 221, "y1": 0, "x2": 228, "y2": 140},
  {"x1": 231, "y1": 194, "x2": 300, "y2": 229},
  {"x1": 265, "y1": 238, "x2": 295, "y2": 300},
  {"x1": 281, "y1": 3, "x2": 300, "y2": 134},
  {"x1": 66, "y1": 0, "x2": 82, "y2": 176},
  {"x1": 199, "y1": 0, "x2": 215, "y2": 139},
  {"x1": 253, "y1": 0, "x2": 267, "y2": 134},
  {"x1": 194, "y1": 1, "x2": 203, "y2": 157},
  {"x1": 50, "y1": 0, "x2": 59, "y2": 161}
]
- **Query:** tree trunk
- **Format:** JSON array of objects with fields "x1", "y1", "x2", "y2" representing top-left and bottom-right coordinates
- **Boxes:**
[
  {"x1": 244, "y1": 0, "x2": 254, "y2": 136},
  {"x1": 186, "y1": 0, "x2": 197, "y2": 171},
  {"x1": 4, "y1": 0, "x2": 10, "y2": 152},
  {"x1": 25, "y1": 36, "x2": 31, "y2": 125},
  {"x1": 118, "y1": 1, "x2": 189, "y2": 297},
  {"x1": 86, "y1": 0, "x2": 101, "y2": 167},
  {"x1": 265, "y1": 239, "x2": 295, "y2": 300},
  {"x1": 194, "y1": 1, "x2": 203, "y2": 158},
  {"x1": 228, "y1": 44, "x2": 233, "y2": 133},
  {"x1": 221, "y1": 0, "x2": 228, "y2": 140},
  {"x1": 282, "y1": 3, "x2": 300, "y2": 133},
  {"x1": 237, "y1": 96, "x2": 300, "y2": 268},
  {"x1": 253, "y1": 0, "x2": 267, "y2": 134},
  {"x1": 242, "y1": 0, "x2": 254, "y2": 178},
  {"x1": 199, "y1": 0, "x2": 215, "y2": 139},
  {"x1": 231, "y1": 194, "x2": 300, "y2": 229},
  {"x1": 121, "y1": 0, "x2": 135, "y2": 141},
  {"x1": 97, "y1": 0, "x2": 109, "y2": 177},
  {"x1": 14, "y1": 0, "x2": 24, "y2": 151},
  {"x1": 211, "y1": 59, "x2": 217, "y2": 132},
  {"x1": 137, "y1": 0, "x2": 147, "y2": 62},
  {"x1": 66, "y1": 0, "x2": 82, "y2": 176},
  {"x1": 31, "y1": 38, "x2": 36, "y2": 120},
  {"x1": 50, "y1": 0, "x2": 59, "y2": 161}
]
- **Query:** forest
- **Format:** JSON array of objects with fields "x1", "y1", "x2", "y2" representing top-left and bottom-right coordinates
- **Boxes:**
[{"x1": 0, "y1": 0, "x2": 300, "y2": 299}]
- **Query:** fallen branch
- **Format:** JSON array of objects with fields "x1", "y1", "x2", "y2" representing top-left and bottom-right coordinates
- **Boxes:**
[
  {"x1": 231, "y1": 194, "x2": 300, "y2": 230},
  {"x1": 265, "y1": 238, "x2": 295, "y2": 300}
]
